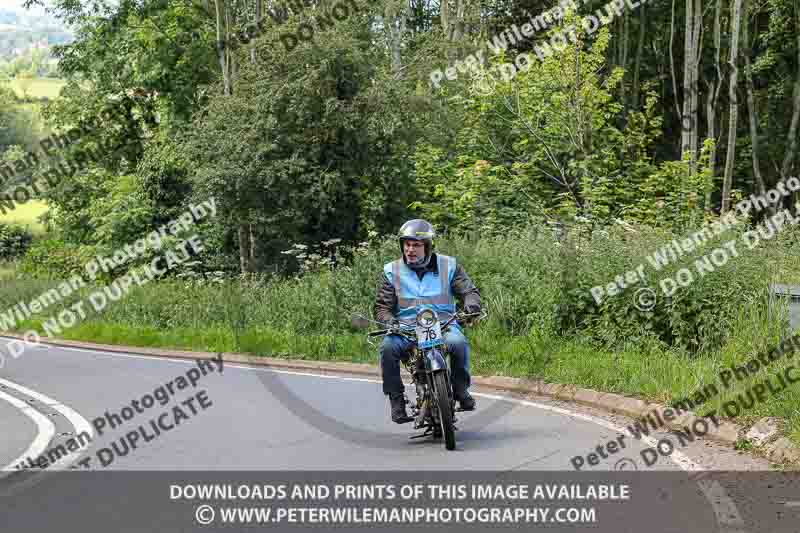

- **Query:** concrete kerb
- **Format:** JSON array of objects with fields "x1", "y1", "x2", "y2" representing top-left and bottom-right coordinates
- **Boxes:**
[
  {"x1": 614, "y1": 397, "x2": 651, "y2": 418},
  {"x1": 573, "y1": 388, "x2": 601, "y2": 406},
  {"x1": 707, "y1": 420, "x2": 741, "y2": 443},
  {"x1": 591, "y1": 392, "x2": 630, "y2": 414},
  {"x1": 3, "y1": 333, "x2": 799, "y2": 466},
  {"x1": 477, "y1": 375, "x2": 534, "y2": 392},
  {"x1": 553, "y1": 383, "x2": 580, "y2": 401},
  {"x1": 765, "y1": 438, "x2": 800, "y2": 463}
]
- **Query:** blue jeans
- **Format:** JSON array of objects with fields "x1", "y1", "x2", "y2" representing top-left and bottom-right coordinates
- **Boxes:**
[{"x1": 380, "y1": 328, "x2": 471, "y2": 398}]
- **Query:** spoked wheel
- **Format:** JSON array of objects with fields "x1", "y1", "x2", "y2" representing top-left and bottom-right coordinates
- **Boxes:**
[{"x1": 432, "y1": 370, "x2": 456, "y2": 450}]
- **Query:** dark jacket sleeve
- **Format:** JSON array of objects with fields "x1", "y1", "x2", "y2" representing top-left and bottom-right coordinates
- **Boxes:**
[
  {"x1": 373, "y1": 270, "x2": 397, "y2": 325},
  {"x1": 451, "y1": 264, "x2": 481, "y2": 310}
]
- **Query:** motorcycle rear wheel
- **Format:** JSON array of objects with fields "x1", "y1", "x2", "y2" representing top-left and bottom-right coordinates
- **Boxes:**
[{"x1": 432, "y1": 371, "x2": 456, "y2": 450}]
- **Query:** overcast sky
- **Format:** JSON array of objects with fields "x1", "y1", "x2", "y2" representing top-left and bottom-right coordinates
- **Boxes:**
[{"x1": 0, "y1": 0, "x2": 48, "y2": 15}]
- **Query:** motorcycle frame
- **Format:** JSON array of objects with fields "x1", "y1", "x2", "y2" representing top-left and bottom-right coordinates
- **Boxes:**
[
  {"x1": 403, "y1": 339, "x2": 456, "y2": 432},
  {"x1": 367, "y1": 310, "x2": 484, "y2": 438}
]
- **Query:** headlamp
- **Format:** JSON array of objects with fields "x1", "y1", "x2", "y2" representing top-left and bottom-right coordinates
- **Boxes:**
[{"x1": 416, "y1": 309, "x2": 437, "y2": 328}]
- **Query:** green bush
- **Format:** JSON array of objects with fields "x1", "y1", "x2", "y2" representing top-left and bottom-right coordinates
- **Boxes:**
[
  {"x1": 555, "y1": 219, "x2": 784, "y2": 354},
  {"x1": 18, "y1": 238, "x2": 92, "y2": 279},
  {"x1": 254, "y1": 218, "x2": 777, "y2": 356},
  {"x1": 8, "y1": 218, "x2": 790, "y2": 359},
  {"x1": 0, "y1": 222, "x2": 33, "y2": 260}
]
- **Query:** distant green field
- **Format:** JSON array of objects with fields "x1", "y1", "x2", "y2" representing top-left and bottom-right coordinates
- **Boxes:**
[
  {"x1": 2, "y1": 78, "x2": 66, "y2": 142},
  {"x1": 4, "y1": 78, "x2": 66, "y2": 99},
  {"x1": 0, "y1": 200, "x2": 48, "y2": 235}
]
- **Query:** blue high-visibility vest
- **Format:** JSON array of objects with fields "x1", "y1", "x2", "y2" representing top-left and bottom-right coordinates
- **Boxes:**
[{"x1": 383, "y1": 254, "x2": 458, "y2": 327}]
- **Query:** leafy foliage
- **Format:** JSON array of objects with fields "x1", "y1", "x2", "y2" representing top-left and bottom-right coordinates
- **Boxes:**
[
  {"x1": 184, "y1": 19, "x2": 419, "y2": 270},
  {"x1": 6, "y1": 0, "x2": 800, "y2": 366},
  {"x1": 0, "y1": 222, "x2": 32, "y2": 259},
  {"x1": 19, "y1": 237, "x2": 88, "y2": 278},
  {"x1": 0, "y1": 86, "x2": 37, "y2": 153},
  {"x1": 410, "y1": 16, "x2": 715, "y2": 236}
]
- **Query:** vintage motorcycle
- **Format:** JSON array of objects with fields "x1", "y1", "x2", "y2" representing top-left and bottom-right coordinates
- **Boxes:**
[{"x1": 367, "y1": 308, "x2": 483, "y2": 451}]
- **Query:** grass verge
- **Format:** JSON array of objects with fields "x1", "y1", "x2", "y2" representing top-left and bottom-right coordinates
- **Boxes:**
[
  {"x1": 3, "y1": 223, "x2": 800, "y2": 455},
  {"x1": 7, "y1": 301, "x2": 800, "y2": 452}
]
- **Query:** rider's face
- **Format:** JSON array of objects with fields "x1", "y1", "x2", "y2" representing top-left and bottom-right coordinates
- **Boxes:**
[{"x1": 403, "y1": 240, "x2": 425, "y2": 263}]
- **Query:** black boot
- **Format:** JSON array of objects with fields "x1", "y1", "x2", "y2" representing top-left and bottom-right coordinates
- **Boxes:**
[
  {"x1": 456, "y1": 391, "x2": 476, "y2": 411},
  {"x1": 389, "y1": 393, "x2": 413, "y2": 424}
]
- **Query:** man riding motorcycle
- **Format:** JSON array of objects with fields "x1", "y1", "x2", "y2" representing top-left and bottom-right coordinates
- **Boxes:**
[{"x1": 373, "y1": 219, "x2": 482, "y2": 424}]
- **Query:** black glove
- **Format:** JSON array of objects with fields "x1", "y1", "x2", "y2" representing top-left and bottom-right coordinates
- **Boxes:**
[
  {"x1": 463, "y1": 304, "x2": 481, "y2": 326},
  {"x1": 464, "y1": 304, "x2": 481, "y2": 315}
]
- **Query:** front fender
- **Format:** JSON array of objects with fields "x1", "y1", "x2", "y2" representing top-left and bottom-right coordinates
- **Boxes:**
[{"x1": 425, "y1": 348, "x2": 448, "y2": 372}]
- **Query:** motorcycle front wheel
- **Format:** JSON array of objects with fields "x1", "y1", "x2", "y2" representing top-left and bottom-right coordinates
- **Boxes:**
[{"x1": 432, "y1": 370, "x2": 456, "y2": 450}]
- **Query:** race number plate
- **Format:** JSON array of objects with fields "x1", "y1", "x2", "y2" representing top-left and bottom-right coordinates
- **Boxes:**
[{"x1": 416, "y1": 321, "x2": 444, "y2": 349}]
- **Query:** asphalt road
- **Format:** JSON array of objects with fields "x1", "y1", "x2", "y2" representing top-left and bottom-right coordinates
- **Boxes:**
[
  {"x1": 1, "y1": 338, "x2": 798, "y2": 533},
  {"x1": 0, "y1": 338, "x2": 703, "y2": 471}
]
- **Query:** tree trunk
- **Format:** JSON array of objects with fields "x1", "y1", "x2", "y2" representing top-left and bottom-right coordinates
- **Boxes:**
[
  {"x1": 574, "y1": 34, "x2": 589, "y2": 211},
  {"x1": 249, "y1": 223, "x2": 257, "y2": 271},
  {"x1": 632, "y1": 5, "x2": 646, "y2": 109},
  {"x1": 238, "y1": 225, "x2": 251, "y2": 274},
  {"x1": 620, "y1": 11, "x2": 630, "y2": 105},
  {"x1": 681, "y1": 0, "x2": 693, "y2": 157},
  {"x1": 690, "y1": 0, "x2": 703, "y2": 167},
  {"x1": 214, "y1": 0, "x2": 233, "y2": 96},
  {"x1": 669, "y1": 0, "x2": 681, "y2": 137},
  {"x1": 250, "y1": 0, "x2": 261, "y2": 63},
  {"x1": 779, "y1": 0, "x2": 800, "y2": 181},
  {"x1": 682, "y1": 0, "x2": 702, "y2": 170},
  {"x1": 385, "y1": 2, "x2": 407, "y2": 74},
  {"x1": 722, "y1": 0, "x2": 744, "y2": 214},
  {"x1": 742, "y1": 0, "x2": 769, "y2": 210},
  {"x1": 705, "y1": 85, "x2": 716, "y2": 208},
  {"x1": 451, "y1": 0, "x2": 466, "y2": 42},
  {"x1": 440, "y1": 0, "x2": 468, "y2": 42},
  {"x1": 215, "y1": 0, "x2": 253, "y2": 272},
  {"x1": 706, "y1": 0, "x2": 724, "y2": 211},
  {"x1": 246, "y1": 0, "x2": 260, "y2": 269}
]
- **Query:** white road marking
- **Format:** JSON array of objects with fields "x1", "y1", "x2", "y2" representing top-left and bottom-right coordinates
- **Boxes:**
[
  {"x1": 785, "y1": 501, "x2": 800, "y2": 507},
  {"x1": 0, "y1": 377, "x2": 94, "y2": 471},
  {"x1": 0, "y1": 338, "x2": 749, "y2": 531},
  {"x1": 0, "y1": 389, "x2": 55, "y2": 474},
  {"x1": 475, "y1": 391, "x2": 703, "y2": 470},
  {"x1": 1, "y1": 338, "x2": 701, "y2": 468}
]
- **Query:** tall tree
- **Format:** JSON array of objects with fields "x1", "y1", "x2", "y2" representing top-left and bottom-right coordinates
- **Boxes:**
[
  {"x1": 779, "y1": 0, "x2": 800, "y2": 182},
  {"x1": 384, "y1": 0, "x2": 409, "y2": 74},
  {"x1": 632, "y1": 5, "x2": 646, "y2": 110},
  {"x1": 210, "y1": 0, "x2": 255, "y2": 272},
  {"x1": 722, "y1": 0, "x2": 744, "y2": 213},
  {"x1": 705, "y1": 0, "x2": 725, "y2": 211},
  {"x1": 742, "y1": 0, "x2": 769, "y2": 210},
  {"x1": 681, "y1": 0, "x2": 702, "y2": 171}
]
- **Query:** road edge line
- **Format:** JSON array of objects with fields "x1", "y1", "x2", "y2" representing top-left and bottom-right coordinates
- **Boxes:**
[
  {"x1": 0, "y1": 376, "x2": 94, "y2": 471},
  {"x1": 2, "y1": 333, "x2": 798, "y2": 468},
  {"x1": 0, "y1": 389, "x2": 55, "y2": 474}
]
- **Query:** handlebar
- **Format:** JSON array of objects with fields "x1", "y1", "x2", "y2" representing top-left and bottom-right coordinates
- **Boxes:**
[
  {"x1": 367, "y1": 326, "x2": 415, "y2": 338},
  {"x1": 367, "y1": 312, "x2": 484, "y2": 339},
  {"x1": 441, "y1": 311, "x2": 482, "y2": 330}
]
